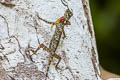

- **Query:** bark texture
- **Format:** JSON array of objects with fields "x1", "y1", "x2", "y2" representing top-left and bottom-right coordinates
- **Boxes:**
[{"x1": 0, "y1": 0, "x2": 102, "y2": 80}]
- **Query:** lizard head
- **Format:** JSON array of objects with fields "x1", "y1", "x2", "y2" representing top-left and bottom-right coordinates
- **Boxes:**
[{"x1": 64, "y1": 9, "x2": 73, "y2": 21}]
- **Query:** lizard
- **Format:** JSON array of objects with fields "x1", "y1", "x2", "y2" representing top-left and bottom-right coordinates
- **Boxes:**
[{"x1": 31, "y1": 9, "x2": 73, "y2": 79}]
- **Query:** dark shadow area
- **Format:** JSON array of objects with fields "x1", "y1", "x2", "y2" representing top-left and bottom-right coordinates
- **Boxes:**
[{"x1": 90, "y1": 0, "x2": 120, "y2": 75}]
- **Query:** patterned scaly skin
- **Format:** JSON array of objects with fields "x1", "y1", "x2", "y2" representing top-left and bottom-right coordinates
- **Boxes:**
[{"x1": 31, "y1": 9, "x2": 73, "y2": 79}]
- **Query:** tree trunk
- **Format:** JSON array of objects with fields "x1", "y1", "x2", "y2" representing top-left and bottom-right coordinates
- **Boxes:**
[{"x1": 0, "y1": 0, "x2": 102, "y2": 80}]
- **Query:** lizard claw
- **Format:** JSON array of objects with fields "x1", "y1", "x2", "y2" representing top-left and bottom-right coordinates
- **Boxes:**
[
  {"x1": 62, "y1": 35, "x2": 67, "y2": 39},
  {"x1": 55, "y1": 65, "x2": 62, "y2": 71}
]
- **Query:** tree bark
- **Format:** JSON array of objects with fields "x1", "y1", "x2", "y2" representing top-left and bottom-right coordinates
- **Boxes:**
[{"x1": 0, "y1": 0, "x2": 102, "y2": 80}]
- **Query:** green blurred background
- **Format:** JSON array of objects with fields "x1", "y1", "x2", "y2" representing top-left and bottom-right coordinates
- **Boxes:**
[{"x1": 90, "y1": 0, "x2": 120, "y2": 75}]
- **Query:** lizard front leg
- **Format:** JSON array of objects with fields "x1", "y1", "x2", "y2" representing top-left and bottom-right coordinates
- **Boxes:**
[
  {"x1": 37, "y1": 14, "x2": 56, "y2": 25},
  {"x1": 62, "y1": 27, "x2": 66, "y2": 39}
]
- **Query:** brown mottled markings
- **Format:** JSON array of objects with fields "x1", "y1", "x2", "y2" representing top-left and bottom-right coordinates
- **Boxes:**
[{"x1": 30, "y1": 9, "x2": 73, "y2": 79}]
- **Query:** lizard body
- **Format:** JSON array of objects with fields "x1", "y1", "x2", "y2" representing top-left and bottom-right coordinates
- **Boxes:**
[{"x1": 31, "y1": 9, "x2": 73, "y2": 79}]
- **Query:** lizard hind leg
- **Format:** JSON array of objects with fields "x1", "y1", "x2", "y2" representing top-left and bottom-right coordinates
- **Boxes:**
[
  {"x1": 30, "y1": 43, "x2": 50, "y2": 62},
  {"x1": 30, "y1": 43, "x2": 53, "y2": 79},
  {"x1": 31, "y1": 43, "x2": 50, "y2": 54},
  {"x1": 53, "y1": 53, "x2": 62, "y2": 70}
]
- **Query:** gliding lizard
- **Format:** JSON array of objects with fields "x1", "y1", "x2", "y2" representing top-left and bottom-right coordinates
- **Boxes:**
[{"x1": 31, "y1": 9, "x2": 73, "y2": 79}]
